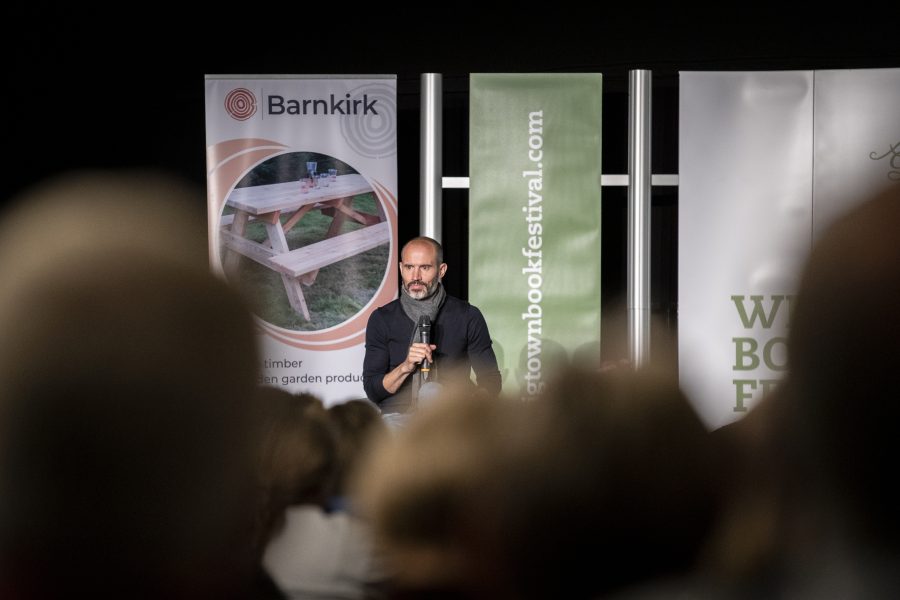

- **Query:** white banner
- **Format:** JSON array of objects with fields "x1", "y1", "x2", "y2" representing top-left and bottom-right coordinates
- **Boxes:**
[
  {"x1": 205, "y1": 75, "x2": 398, "y2": 404},
  {"x1": 814, "y1": 69, "x2": 900, "y2": 239},
  {"x1": 679, "y1": 69, "x2": 900, "y2": 429},
  {"x1": 679, "y1": 71, "x2": 812, "y2": 429}
]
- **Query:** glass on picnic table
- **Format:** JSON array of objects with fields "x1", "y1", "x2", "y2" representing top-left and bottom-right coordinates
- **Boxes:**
[
  {"x1": 329, "y1": 168, "x2": 337, "y2": 181},
  {"x1": 319, "y1": 173, "x2": 330, "y2": 187}
]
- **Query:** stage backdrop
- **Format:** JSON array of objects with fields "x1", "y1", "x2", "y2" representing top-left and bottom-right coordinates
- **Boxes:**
[
  {"x1": 679, "y1": 68, "x2": 900, "y2": 429},
  {"x1": 469, "y1": 73, "x2": 602, "y2": 399},
  {"x1": 205, "y1": 75, "x2": 398, "y2": 404}
]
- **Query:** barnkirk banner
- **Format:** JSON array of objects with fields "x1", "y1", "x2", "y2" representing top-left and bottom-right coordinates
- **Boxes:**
[
  {"x1": 679, "y1": 69, "x2": 900, "y2": 429},
  {"x1": 205, "y1": 75, "x2": 398, "y2": 404},
  {"x1": 469, "y1": 73, "x2": 602, "y2": 399}
]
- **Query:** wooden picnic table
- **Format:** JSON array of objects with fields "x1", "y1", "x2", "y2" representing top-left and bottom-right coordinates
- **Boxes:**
[{"x1": 221, "y1": 173, "x2": 389, "y2": 321}]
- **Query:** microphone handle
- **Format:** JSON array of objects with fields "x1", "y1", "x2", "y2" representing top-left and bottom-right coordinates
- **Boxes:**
[{"x1": 420, "y1": 331, "x2": 431, "y2": 377}]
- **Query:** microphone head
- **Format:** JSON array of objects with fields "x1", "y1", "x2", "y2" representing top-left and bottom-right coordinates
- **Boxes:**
[{"x1": 417, "y1": 315, "x2": 432, "y2": 350}]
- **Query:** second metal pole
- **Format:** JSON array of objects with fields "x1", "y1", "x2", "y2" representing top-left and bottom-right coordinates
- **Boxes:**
[
  {"x1": 628, "y1": 70, "x2": 652, "y2": 369},
  {"x1": 420, "y1": 73, "x2": 442, "y2": 242}
]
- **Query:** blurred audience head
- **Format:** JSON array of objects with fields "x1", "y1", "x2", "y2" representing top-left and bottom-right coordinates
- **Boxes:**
[
  {"x1": 355, "y1": 368, "x2": 718, "y2": 599},
  {"x1": 482, "y1": 367, "x2": 718, "y2": 599},
  {"x1": 255, "y1": 387, "x2": 337, "y2": 551},
  {"x1": 327, "y1": 399, "x2": 386, "y2": 501},
  {"x1": 354, "y1": 392, "x2": 512, "y2": 596},
  {"x1": 785, "y1": 182, "x2": 900, "y2": 546},
  {"x1": 0, "y1": 170, "x2": 262, "y2": 598}
]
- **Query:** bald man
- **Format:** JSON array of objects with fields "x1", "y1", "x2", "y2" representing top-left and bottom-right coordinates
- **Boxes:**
[{"x1": 363, "y1": 236, "x2": 501, "y2": 413}]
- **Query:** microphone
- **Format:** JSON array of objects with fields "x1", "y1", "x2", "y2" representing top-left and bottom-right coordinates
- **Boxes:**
[{"x1": 418, "y1": 315, "x2": 432, "y2": 380}]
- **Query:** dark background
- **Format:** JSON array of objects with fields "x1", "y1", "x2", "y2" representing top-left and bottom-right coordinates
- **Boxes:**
[{"x1": 5, "y1": 11, "x2": 898, "y2": 363}]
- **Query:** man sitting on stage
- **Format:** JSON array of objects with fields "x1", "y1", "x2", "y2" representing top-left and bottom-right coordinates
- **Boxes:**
[{"x1": 363, "y1": 236, "x2": 501, "y2": 414}]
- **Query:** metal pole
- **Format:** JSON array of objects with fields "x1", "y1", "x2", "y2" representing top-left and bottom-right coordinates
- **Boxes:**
[
  {"x1": 420, "y1": 73, "x2": 442, "y2": 242},
  {"x1": 628, "y1": 70, "x2": 652, "y2": 369}
]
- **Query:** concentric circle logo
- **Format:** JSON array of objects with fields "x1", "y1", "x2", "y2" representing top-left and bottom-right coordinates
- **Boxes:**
[
  {"x1": 224, "y1": 88, "x2": 257, "y2": 121},
  {"x1": 340, "y1": 83, "x2": 397, "y2": 159}
]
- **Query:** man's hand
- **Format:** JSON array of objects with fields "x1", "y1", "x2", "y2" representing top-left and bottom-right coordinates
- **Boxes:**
[
  {"x1": 402, "y1": 342, "x2": 436, "y2": 373},
  {"x1": 383, "y1": 342, "x2": 437, "y2": 394}
]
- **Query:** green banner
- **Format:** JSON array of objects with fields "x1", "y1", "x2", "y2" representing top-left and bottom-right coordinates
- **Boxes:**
[{"x1": 469, "y1": 73, "x2": 602, "y2": 398}]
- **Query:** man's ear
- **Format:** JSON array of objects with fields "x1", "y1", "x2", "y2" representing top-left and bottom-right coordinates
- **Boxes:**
[{"x1": 439, "y1": 263, "x2": 448, "y2": 279}]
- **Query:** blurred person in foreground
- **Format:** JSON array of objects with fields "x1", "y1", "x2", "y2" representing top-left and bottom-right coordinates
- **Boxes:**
[
  {"x1": 736, "y1": 183, "x2": 900, "y2": 598},
  {"x1": 256, "y1": 389, "x2": 387, "y2": 599},
  {"x1": 656, "y1": 183, "x2": 900, "y2": 599},
  {"x1": 327, "y1": 399, "x2": 387, "y2": 513},
  {"x1": 782, "y1": 183, "x2": 900, "y2": 572},
  {"x1": 353, "y1": 389, "x2": 512, "y2": 598},
  {"x1": 0, "y1": 171, "x2": 263, "y2": 599},
  {"x1": 354, "y1": 368, "x2": 719, "y2": 599}
]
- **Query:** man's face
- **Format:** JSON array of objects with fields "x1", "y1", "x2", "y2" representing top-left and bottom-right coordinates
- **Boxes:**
[{"x1": 400, "y1": 241, "x2": 447, "y2": 300}]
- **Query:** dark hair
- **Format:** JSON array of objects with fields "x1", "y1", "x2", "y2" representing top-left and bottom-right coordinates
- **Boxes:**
[
  {"x1": 786, "y1": 182, "x2": 900, "y2": 543},
  {"x1": 254, "y1": 388, "x2": 337, "y2": 552},
  {"x1": 328, "y1": 399, "x2": 385, "y2": 496}
]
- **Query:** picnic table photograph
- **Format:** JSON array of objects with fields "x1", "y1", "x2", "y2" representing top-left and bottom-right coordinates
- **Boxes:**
[{"x1": 220, "y1": 154, "x2": 391, "y2": 331}]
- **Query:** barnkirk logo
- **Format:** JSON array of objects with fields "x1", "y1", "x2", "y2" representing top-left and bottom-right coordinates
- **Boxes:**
[
  {"x1": 224, "y1": 88, "x2": 257, "y2": 121},
  {"x1": 869, "y1": 141, "x2": 900, "y2": 181}
]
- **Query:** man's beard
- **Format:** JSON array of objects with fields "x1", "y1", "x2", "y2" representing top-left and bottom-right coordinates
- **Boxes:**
[{"x1": 403, "y1": 277, "x2": 439, "y2": 300}]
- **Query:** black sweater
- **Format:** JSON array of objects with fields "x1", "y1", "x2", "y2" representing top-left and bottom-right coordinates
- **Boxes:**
[{"x1": 362, "y1": 295, "x2": 502, "y2": 412}]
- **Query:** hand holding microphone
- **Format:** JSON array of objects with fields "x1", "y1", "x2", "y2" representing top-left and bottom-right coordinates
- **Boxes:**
[
  {"x1": 418, "y1": 315, "x2": 432, "y2": 380},
  {"x1": 403, "y1": 316, "x2": 436, "y2": 375}
]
